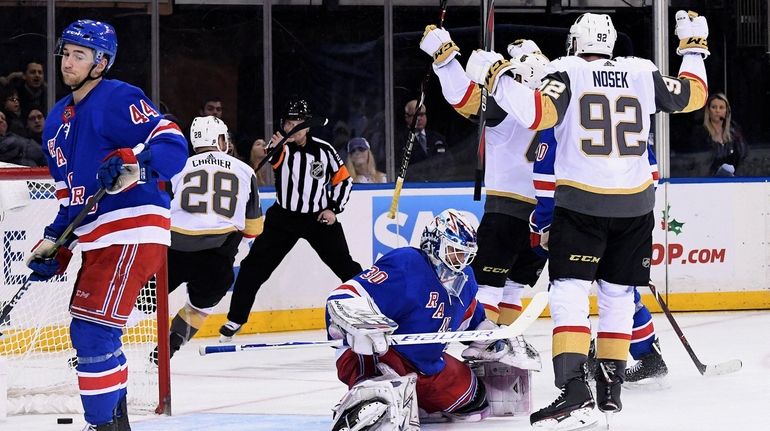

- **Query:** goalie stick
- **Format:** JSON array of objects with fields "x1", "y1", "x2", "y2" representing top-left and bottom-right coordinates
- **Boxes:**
[
  {"x1": 254, "y1": 116, "x2": 330, "y2": 172},
  {"x1": 199, "y1": 291, "x2": 548, "y2": 355},
  {"x1": 648, "y1": 282, "x2": 742, "y2": 376},
  {"x1": 387, "y1": 0, "x2": 449, "y2": 219},
  {"x1": 0, "y1": 144, "x2": 145, "y2": 335}
]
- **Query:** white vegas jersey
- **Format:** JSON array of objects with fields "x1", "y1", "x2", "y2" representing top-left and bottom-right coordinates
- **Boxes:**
[
  {"x1": 495, "y1": 53, "x2": 708, "y2": 217},
  {"x1": 434, "y1": 60, "x2": 537, "y2": 220},
  {"x1": 169, "y1": 150, "x2": 262, "y2": 251}
]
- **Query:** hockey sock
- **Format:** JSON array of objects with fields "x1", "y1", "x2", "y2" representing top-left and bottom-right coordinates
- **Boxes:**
[
  {"x1": 475, "y1": 284, "x2": 504, "y2": 323},
  {"x1": 173, "y1": 302, "x2": 208, "y2": 343},
  {"x1": 498, "y1": 280, "x2": 526, "y2": 325},
  {"x1": 629, "y1": 288, "x2": 655, "y2": 360},
  {"x1": 71, "y1": 318, "x2": 127, "y2": 426}
]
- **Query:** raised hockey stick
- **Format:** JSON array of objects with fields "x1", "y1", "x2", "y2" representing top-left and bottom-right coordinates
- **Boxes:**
[
  {"x1": 199, "y1": 291, "x2": 548, "y2": 355},
  {"x1": 472, "y1": 0, "x2": 495, "y2": 201},
  {"x1": 254, "y1": 116, "x2": 330, "y2": 172},
  {"x1": 0, "y1": 144, "x2": 144, "y2": 332},
  {"x1": 387, "y1": 0, "x2": 449, "y2": 219},
  {"x1": 648, "y1": 282, "x2": 742, "y2": 376}
]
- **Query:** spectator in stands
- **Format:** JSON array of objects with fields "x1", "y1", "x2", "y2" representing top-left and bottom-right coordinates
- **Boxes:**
[
  {"x1": 25, "y1": 108, "x2": 45, "y2": 145},
  {"x1": 2, "y1": 86, "x2": 27, "y2": 136},
  {"x1": 692, "y1": 93, "x2": 747, "y2": 176},
  {"x1": 249, "y1": 138, "x2": 275, "y2": 187},
  {"x1": 398, "y1": 99, "x2": 449, "y2": 164},
  {"x1": 345, "y1": 137, "x2": 386, "y2": 184},
  {"x1": 16, "y1": 61, "x2": 46, "y2": 113},
  {"x1": 0, "y1": 111, "x2": 46, "y2": 167},
  {"x1": 199, "y1": 97, "x2": 223, "y2": 119}
]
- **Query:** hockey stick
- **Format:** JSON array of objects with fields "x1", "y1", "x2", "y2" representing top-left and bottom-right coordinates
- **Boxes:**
[
  {"x1": 648, "y1": 282, "x2": 742, "y2": 376},
  {"x1": 387, "y1": 0, "x2": 449, "y2": 219},
  {"x1": 199, "y1": 291, "x2": 548, "y2": 355},
  {"x1": 254, "y1": 116, "x2": 330, "y2": 172},
  {"x1": 0, "y1": 144, "x2": 145, "y2": 332},
  {"x1": 472, "y1": 0, "x2": 495, "y2": 201}
]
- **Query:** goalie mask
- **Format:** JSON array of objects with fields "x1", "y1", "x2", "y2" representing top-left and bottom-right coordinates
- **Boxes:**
[
  {"x1": 420, "y1": 209, "x2": 478, "y2": 297},
  {"x1": 566, "y1": 13, "x2": 617, "y2": 57},
  {"x1": 190, "y1": 115, "x2": 230, "y2": 153}
]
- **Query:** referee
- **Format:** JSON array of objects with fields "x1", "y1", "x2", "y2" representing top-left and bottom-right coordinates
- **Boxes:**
[{"x1": 220, "y1": 97, "x2": 363, "y2": 340}]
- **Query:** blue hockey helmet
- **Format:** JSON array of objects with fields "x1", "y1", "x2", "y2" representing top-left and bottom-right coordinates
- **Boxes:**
[
  {"x1": 421, "y1": 209, "x2": 478, "y2": 274},
  {"x1": 57, "y1": 20, "x2": 118, "y2": 72}
]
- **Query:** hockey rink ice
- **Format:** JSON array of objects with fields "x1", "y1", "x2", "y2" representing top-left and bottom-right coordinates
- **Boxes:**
[{"x1": 6, "y1": 308, "x2": 769, "y2": 431}]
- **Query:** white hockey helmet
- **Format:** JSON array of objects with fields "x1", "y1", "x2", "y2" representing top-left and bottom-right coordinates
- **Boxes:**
[
  {"x1": 510, "y1": 52, "x2": 550, "y2": 90},
  {"x1": 566, "y1": 13, "x2": 617, "y2": 57},
  {"x1": 190, "y1": 115, "x2": 230, "y2": 152}
]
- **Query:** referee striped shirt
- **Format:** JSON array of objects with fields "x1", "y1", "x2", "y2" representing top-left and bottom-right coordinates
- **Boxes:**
[{"x1": 270, "y1": 135, "x2": 353, "y2": 214}]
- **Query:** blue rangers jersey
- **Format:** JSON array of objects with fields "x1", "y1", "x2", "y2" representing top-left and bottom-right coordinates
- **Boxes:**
[
  {"x1": 41, "y1": 79, "x2": 188, "y2": 250},
  {"x1": 327, "y1": 247, "x2": 486, "y2": 376}
]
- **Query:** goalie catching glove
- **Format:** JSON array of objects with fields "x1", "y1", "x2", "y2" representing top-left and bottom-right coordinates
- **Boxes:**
[
  {"x1": 25, "y1": 229, "x2": 74, "y2": 282},
  {"x1": 97, "y1": 145, "x2": 152, "y2": 194},
  {"x1": 420, "y1": 25, "x2": 460, "y2": 67},
  {"x1": 328, "y1": 297, "x2": 398, "y2": 356},
  {"x1": 675, "y1": 10, "x2": 709, "y2": 58},
  {"x1": 465, "y1": 50, "x2": 516, "y2": 94}
]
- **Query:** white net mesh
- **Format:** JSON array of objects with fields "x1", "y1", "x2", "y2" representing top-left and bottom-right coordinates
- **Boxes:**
[{"x1": 0, "y1": 176, "x2": 164, "y2": 414}]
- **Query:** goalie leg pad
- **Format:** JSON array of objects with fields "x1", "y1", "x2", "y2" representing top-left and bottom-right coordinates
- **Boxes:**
[
  {"x1": 472, "y1": 362, "x2": 532, "y2": 416},
  {"x1": 331, "y1": 372, "x2": 419, "y2": 431}
]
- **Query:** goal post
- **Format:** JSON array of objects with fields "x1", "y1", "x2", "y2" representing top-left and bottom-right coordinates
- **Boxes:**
[{"x1": 0, "y1": 167, "x2": 171, "y2": 415}]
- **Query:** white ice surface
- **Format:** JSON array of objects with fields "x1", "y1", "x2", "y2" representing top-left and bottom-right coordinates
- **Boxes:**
[{"x1": 4, "y1": 310, "x2": 768, "y2": 431}]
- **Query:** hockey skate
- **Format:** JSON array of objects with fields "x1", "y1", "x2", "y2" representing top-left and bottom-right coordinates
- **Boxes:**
[
  {"x1": 595, "y1": 360, "x2": 624, "y2": 428},
  {"x1": 218, "y1": 321, "x2": 242, "y2": 343},
  {"x1": 332, "y1": 399, "x2": 390, "y2": 431},
  {"x1": 624, "y1": 338, "x2": 668, "y2": 388},
  {"x1": 530, "y1": 376, "x2": 597, "y2": 430}
]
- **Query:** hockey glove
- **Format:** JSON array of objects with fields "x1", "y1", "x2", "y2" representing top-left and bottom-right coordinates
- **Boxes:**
[
  {"x1": 97, "y1": 147, "x2": 152, "y2": 194},
  {"x1": 420, "y1": 25, "x2": 460, "y2": 68},
  {"x1": 528, "y1": 211, "x2": 550, "y2": 258},
  {"x1": 675, "y1": 10, "x2": 709, "y2": 58},
  {"x1": 465, "y1": 49, "x2": 515, "y2": 94},
  {"x1": 26, "y1": 237, "x2": 73, "y2": 281},
  {"x1": 328, "y1": 297, "x2": 397, "y2": 356},
  {"x1": 506, "y1": 39, "x2": 542, "y2": 58}
]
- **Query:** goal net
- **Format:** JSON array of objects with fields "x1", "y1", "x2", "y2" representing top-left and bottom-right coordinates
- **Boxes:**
[{"x1": 0, "y1": 167, "x2": 170, "y2": 415}]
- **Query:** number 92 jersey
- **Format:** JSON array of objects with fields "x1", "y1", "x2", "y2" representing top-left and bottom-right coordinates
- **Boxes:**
[
  {"x1": 520, "y1": 55, "x2": 706, "y2": 218},
  {"x1": 169, "y1": 151, "x2": 262, "y2": 252}
]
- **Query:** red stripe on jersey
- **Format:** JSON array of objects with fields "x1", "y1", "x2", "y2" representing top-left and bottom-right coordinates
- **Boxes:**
[
  {"x1": 499, "y1": 302, "x2": 522, "y2": 311},
  {"x1": 678, "y1": 71, "x2": 708, "y2": 94},
  {"x1": 597, "y1": 331, "x2": 632, "y2": 340},
  {"x1": 452, "y1": 83, "x2": 476, "y2": 109},
  {"x1": 149, "y1": 122, "x2": 183, "y2": 139},
  {"x1": 78, "y1": 366, "x2": 128, "y2": 391},
  {"x1": 533, "y1": 180, "x2": 555, "y2": 191},
  {"x1": 482, "y1": 303, "x2": 500, "y2": 314},
  {"x1": 530, "y1": 91, "x2": 543, "y2": 130},
  {"x1": 554, "y1": 325, "x2": 591, "y2": 335},
  {"x1": 78, "y1": 214, "x2": 170, "y2": 243},
  {"x1": 631, "y1": 322, "x2": 655, "y2": 341},
  {"x1": 463, "y1": 298, "x2": 478, "y2": 321}
]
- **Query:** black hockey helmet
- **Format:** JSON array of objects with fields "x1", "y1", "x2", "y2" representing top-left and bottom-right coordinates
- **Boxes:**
[{"x1": 281, "y1": 96, "x2": 312, "y2": 124}]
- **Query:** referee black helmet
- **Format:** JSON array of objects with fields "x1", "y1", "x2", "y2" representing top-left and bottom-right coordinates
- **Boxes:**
[{"x1": 281, "y1": 96, "x2": 312, "y2": 124}]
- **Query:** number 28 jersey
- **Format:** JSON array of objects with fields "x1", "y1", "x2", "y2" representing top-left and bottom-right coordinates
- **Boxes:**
[
  {"x1": 169, "y1": 150, "x2": 263, "y2": 252},
  {"x1": 496, "y1": 54, "x2": 707, "y2": 217}
]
